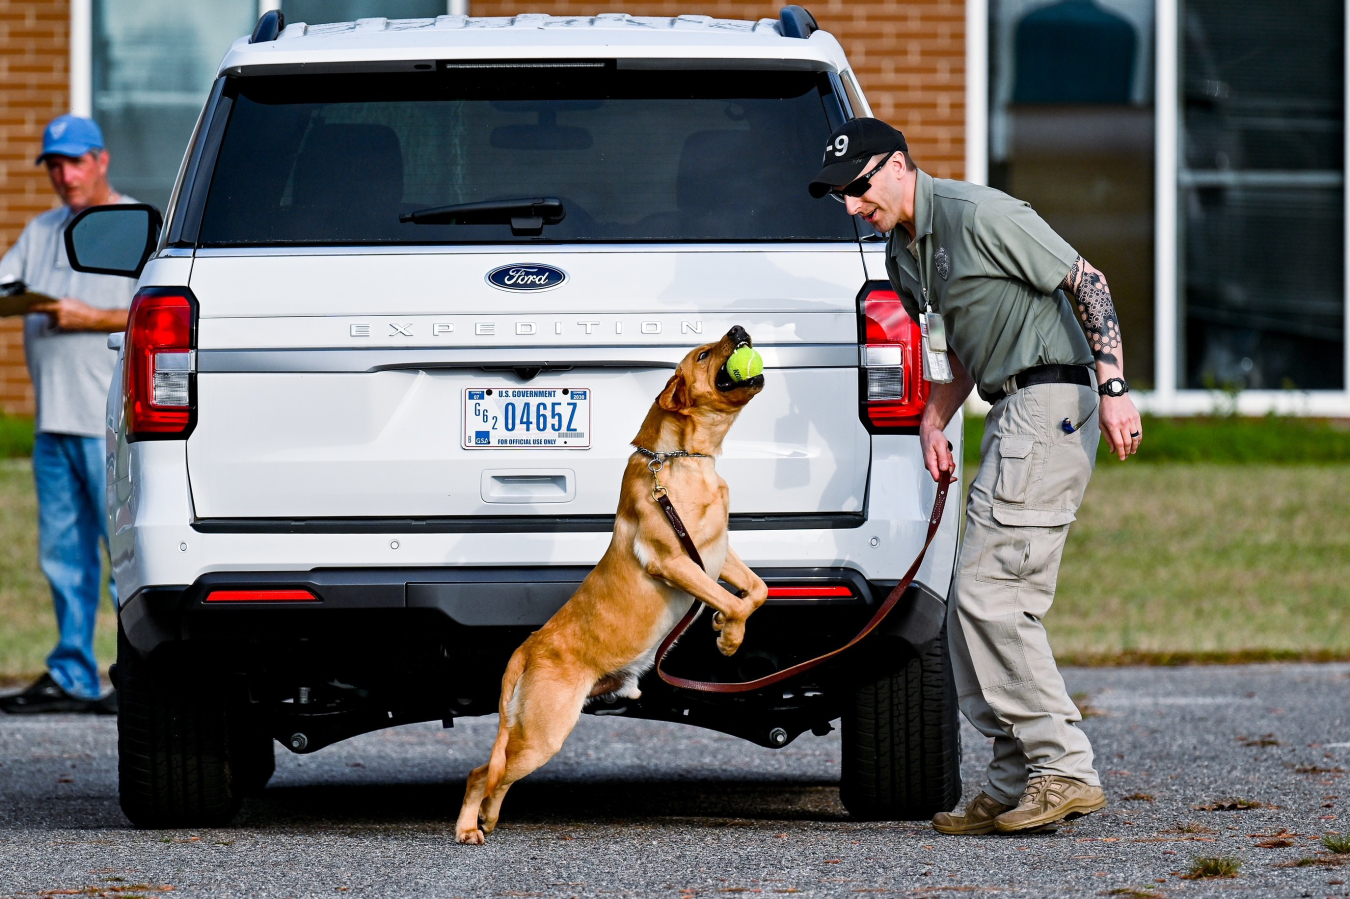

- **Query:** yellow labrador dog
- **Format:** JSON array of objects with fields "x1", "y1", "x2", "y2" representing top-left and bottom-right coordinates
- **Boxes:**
[{"x1": 455, "y1": 326, "x2": 768, "y2": 844}]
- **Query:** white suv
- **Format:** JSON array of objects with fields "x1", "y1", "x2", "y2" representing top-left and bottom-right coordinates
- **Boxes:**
[{"x1": 69, "y1": 6, "x2": 963, "y2": 828}]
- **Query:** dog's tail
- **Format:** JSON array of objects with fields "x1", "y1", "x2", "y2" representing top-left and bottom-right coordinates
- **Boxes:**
[{"x1": 484, "y1": 647, "x2": 527, "y2": 797}]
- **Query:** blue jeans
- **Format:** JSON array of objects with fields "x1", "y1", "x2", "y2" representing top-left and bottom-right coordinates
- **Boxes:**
[{"x1": 33, "y1": 432, "x2": 116, "y2": 700}]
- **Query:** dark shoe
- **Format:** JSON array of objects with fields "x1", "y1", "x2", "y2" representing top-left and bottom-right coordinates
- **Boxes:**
[
  {"x1": 93, "y1": 689, "x2": 118, "y2": 715},
  {"x1": 0, "y1": 672, "x2": 100, "y2": 714}
]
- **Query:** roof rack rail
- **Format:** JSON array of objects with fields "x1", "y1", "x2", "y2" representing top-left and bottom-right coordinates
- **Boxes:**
[
  {"x1": 250, "y1": 9, "x2": 285, "y2": 44},
  {"x1": 779, "y1": 5, "x2": 818, "y2": 39}
]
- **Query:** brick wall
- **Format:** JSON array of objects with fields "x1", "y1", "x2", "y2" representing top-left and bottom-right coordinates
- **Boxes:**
[
  {"x1": 0, "y1": 0, "x2": 66, "y2": 417},
  {"x1": 471, "y1": 0, "x2": 968, "y2": 178},
  {"x1": 811, "y1": 0, "x2": 966, "y2": 178}
]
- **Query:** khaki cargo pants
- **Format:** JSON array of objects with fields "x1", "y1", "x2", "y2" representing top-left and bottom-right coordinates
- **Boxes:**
[{"x1": 949, "y1": 381, "x2": 1101, "y2": 806}]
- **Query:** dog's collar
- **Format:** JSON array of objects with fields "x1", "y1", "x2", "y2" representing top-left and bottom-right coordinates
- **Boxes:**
[
  {"x1": 632, "y1": 445, "x2": 713, "y2": 463},
  {"x1": 634, "y1": 445, "x2": 712, "y2": 504},
  {"x1": 633, "y1": 446, "x2": 713, "y2": 499}
]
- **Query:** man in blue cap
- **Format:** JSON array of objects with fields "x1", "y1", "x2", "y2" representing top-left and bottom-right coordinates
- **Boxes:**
[{"x1": 0, "y1": 114, "x2": 138, "y2": 714}]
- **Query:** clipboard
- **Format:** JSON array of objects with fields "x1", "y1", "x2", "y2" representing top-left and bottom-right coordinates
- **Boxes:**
[{"x1": 0, "y1": 279, "x2": 57, "y2": 317}]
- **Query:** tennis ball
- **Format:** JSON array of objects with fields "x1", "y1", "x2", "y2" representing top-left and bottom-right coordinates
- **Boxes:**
[{"x1": 725, "y1": 346, "x2": 764, "y2": 382}]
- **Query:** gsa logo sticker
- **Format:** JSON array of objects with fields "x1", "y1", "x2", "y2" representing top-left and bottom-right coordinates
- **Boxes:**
[{"x1": 486, "y1": 264, "x2": 567, "y2": 292}]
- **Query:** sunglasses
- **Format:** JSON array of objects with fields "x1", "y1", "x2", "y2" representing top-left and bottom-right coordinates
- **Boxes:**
[{"x1": 827, "y1": 150, "x2": 898, "y2": 203}]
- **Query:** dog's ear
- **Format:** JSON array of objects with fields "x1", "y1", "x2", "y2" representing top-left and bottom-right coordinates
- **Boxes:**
[{"x1": 658, "y1": 371, "x2": 690, "y2": 413}]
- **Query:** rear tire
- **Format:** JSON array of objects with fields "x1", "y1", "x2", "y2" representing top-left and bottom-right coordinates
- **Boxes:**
[
  {"x1": 117, "y1": 624, "x2": 247, "y2": 827},
  {"x1": 840, "y1": 627, "x2": 962, "y2": 820}
]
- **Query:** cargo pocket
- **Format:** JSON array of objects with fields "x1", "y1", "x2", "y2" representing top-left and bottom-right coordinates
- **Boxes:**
[
  {"x1": 990, "y1": 505, "x2": 1076, "y2": 528},
  {"x1": 986, "y1": 504, "x2": 1077, "y2": 592},
  {"x1": 992, "y1": 436, "x2": 1036, "y2": 504}
]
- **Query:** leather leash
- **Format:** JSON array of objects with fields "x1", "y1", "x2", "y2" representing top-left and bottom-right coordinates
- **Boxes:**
[
  {"x1": 634, "y1": 446, "x2": 714, "y2": 571},
  {"x1": 652, "y1": 465, "x2": 953, "y2": 694}
]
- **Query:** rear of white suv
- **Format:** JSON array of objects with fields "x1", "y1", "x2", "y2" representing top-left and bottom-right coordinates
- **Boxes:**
[{"x1": 98, "y1": 8, "x2": 963, "y2": 828}]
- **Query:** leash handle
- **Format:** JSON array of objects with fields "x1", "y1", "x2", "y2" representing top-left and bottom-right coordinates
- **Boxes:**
[{"x1": 655, "y1": 469, "x2": 953, "y2": 694}]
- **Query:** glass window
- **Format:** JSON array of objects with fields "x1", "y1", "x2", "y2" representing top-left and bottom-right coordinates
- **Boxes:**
[
  {"x1": 197, "y1": 68, "x2": 857, "y2": 246},
  {"x1": 989, "y1": 0, "x2": 1157, "y2": 387},
  {"x1": 1180, "y1": 0, "x2": 1345, "y2": 390},
  {"x1": 92, "y1": 0, "x2": 258, "y2": 211}
]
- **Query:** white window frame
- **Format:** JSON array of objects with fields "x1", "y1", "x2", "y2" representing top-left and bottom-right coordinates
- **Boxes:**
[
  {"x1": 68, "y1": 0, "x2": 471, "y2": 119},
  {"x1": 968, "y1": 0, "x2": 1350, "y2": 415},
  {"x1": 1154, "y1": 0, "x2": 1350, "y2": 415}
]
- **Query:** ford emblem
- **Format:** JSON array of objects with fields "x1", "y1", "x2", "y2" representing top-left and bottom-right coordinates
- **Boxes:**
[{"x1": 486, "y1": 263, "x2": 567, "y2": 292}]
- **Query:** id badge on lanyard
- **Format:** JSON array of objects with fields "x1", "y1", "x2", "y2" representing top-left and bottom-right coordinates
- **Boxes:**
[
  {"x1": 917, "y1": 261, "x2": 953, "y2": 383},
  {"x1": 920, "y1": 310, "x2": 953, "y2": 383}
]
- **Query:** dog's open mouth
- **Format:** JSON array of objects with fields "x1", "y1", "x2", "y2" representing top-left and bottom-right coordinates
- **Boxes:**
[{"x1": 715, "y1": 366, "x2": 765, "y2": 393}]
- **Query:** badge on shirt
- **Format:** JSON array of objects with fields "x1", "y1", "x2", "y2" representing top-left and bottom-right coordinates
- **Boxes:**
[{"x1": 935, "y1": 246, "x2": 950, "y2": 281}]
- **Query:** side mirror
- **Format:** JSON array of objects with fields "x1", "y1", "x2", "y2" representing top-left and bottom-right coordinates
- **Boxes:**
[{"x1": 63, "y1": 204, "x2": 163, "y2": 278}]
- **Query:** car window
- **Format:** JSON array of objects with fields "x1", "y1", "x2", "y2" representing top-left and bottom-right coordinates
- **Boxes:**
[
  {"x1": 196, "y1": 65, "x2": 857, "y2": 246},
  {"x1": 840, "y1": 71, "x2": 869, "y2": 118}
]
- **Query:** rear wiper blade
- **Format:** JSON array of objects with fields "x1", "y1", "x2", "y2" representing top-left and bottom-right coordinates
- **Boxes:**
[{"x1": 399, "y1": 198, "x2": 565, "y2": 235}]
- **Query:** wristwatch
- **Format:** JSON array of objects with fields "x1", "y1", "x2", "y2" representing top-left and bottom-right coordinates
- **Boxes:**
[{"x1": 1098, "y1": 377, "x2": 1129, "y2": 397}]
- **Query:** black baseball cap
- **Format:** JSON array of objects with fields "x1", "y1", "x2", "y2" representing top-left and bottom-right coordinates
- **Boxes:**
[{"x1": 808, "y1": 118, "x2": 908, "y2": 198}]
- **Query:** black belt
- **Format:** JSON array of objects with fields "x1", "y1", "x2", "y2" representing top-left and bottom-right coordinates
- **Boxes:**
[{"x1": 984, "y1": 364, "x2": 1093, "y2": 402}]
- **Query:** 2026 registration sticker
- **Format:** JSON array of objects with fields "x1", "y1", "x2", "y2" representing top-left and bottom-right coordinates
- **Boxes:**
[{"x1": 463, "y1": 387, "x2": 592, "y2": 449}]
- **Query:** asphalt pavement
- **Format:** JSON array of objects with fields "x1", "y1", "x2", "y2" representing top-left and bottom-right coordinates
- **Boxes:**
[{"x1": 1, "y1": 664, "x2": 1348, "y2": 898}]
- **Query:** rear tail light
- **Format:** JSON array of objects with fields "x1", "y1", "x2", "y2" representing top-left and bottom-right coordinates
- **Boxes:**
[
  {"x1": 205, "y1": 589, "x2": 318, "y2": 603},
  {"x1": 124, "y1": 288, "x2": 196, "y2": 441},
  {"x1": 858, "y1": 283, "x2": 929, "y2": 431},
  {"x1": 766, "y1": 586, "x2": 856, "y2": 600}
]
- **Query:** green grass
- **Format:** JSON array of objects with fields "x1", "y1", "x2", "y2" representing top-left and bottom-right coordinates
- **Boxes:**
[
  {"x1": 0, "y1": 459, "x2": 116, "y2": 685},
  {"x1": 964, "y1": 412, "x2": 1350, "y2": 466},
  {"x1": 0, "y1": 442, "x2": 1348, "y2": 679},
  {"x1": 1325, "y1": 831, "x2": 1350, "y2": 854},
  {"x1": 958, "y1": 411, "x2": 1350, "y2": 663},
  {"x1": 1050, "y1": 463, "x2": 1350, "y2": 663},
  {"x1": 1183, "y1": 856, "x2": 1241, "y2": 880},
  {"x1": 0, "y1": 414, "x2": 35, "y2": 459}
]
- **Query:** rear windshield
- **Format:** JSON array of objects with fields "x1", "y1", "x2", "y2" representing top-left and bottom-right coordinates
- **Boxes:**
[{"x1": 196, "y1": 66, "x2": 857, "y2": 246}]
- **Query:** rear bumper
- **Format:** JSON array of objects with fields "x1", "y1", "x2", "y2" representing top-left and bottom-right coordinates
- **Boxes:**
[
  {"x1": 119, "y1": 565, "x2": 948, "y2": 753},
  {"x1": 120, "y1": 565, "x2": 947, "y2": 657}
]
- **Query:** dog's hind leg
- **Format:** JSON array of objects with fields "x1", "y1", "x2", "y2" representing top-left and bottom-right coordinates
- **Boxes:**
[
  {"x1": 478, "y1": 665, "x2": 593, "y2": 836},
  {"x1": 455, "y1": 761, "x2": 493, "y2": 844},
  {"x1": 456, "y1": 649, "x2": 529, "y2": 845}
]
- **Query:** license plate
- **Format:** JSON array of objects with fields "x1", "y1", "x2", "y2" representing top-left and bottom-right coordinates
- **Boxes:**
[{"x1": 463, "y1": 387, "x2": 592, "y2": 449}]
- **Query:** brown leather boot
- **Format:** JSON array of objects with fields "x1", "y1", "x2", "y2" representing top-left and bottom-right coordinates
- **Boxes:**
[
  {"x1": 994, "y1": 775, "x2": 1107, "y2": 833},
  {"x1": 932, "y1": 791, "x2": 1014, "y2": 835}
]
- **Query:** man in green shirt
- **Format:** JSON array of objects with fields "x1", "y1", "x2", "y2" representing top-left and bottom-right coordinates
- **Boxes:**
[{"x1": 810, "y1": 118, "x2": 1142, "y2": 834}]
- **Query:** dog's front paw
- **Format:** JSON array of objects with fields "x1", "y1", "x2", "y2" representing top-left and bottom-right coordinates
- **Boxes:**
[
  {"x1": 747, "y1": 581, "x2": 769, "y2": 612},
  {"x1": 456, "y1": 827, "x2": 485, "y2": 845},
  {"x1": 716, "y1": 618, "x2": 745, "y2": 656}
]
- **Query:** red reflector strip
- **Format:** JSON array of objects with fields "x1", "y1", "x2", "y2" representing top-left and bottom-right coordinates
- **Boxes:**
[
  {"x1": 205, "y1": 589, "x2": 318, "y2": 603},
  {"x1": 766, "y1": 586, "x2": 855, "y2": 599}
]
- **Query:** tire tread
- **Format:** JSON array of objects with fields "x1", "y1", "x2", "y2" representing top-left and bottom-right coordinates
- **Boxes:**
[
  {"x1": 840, "y1": 628, "x2": 962, "y2": 820},
  {"x1": 117, "y1": 626, "x2": 245, "y2": 828}
]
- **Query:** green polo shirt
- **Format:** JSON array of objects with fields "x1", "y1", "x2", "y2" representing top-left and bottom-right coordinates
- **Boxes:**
[{"x1": 884, "y1": 170, "x2": 1093, "y2": 403}]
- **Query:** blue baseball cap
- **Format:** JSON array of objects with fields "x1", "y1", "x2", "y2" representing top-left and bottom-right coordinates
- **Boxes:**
[{"x1": 36, "y1": 114, "x2": 104, "y2": 164}]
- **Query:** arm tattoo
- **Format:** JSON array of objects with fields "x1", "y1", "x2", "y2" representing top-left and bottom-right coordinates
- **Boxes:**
[{"x1": 1059, "y1": 256, "x2": 1121, "y2": 367}]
